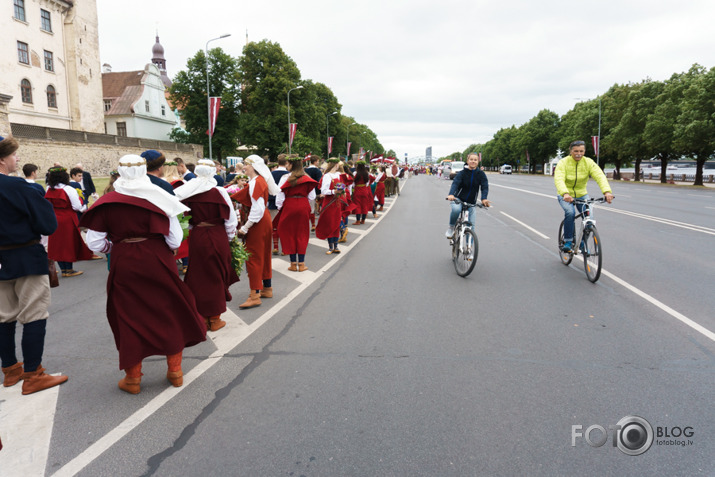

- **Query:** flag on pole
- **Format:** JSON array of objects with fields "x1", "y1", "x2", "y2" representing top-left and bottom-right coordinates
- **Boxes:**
[
  {"x1": 526, "y1": 149, "x2": 530, "y2": 162},
  {"x1": 328, "y1": 136, "x2": 334, "y2": 154},
  {"x1": 478, "y1": 152, "x2": 482, "y2": 162},
  {"x1": 289, "y1": 123, "x2": 297, "y2": 147},
  {"x1": 371, "y1": 154, "x2": 384, "y2": 163},
  {"x1": 347, "y1": 142, "x2": 351, "y2": 157},
  {"x1": 208, "y1": 97, "x2": 221, "y2": 137},
  {"x1": 359, "y1": 147, "x2": 365, "y2": 159},
  {"x1": 591, "y1": 136, "x2": 599, "y2": 156}
]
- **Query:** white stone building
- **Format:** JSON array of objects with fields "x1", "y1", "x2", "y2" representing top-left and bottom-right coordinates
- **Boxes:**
[
  {"x1": 1, "y1": 0, "x2": 104, "y2": 132},
  {"x1": 102, "y1": 62, "x2": 177, "y2": 141}
]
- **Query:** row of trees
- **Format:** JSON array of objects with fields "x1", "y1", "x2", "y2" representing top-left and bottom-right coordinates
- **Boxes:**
[
  {"x1": 169, "y1": 40, "x2": 386, "y2": 162},
  {"x1": 444, "y1": 64, "x2": 715, "y2": 186}
]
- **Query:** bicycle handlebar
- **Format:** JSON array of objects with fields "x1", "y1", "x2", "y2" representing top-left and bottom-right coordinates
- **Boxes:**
[
  {"x1": 572, "y1": 197, "x2": 613, "y2": 205},
  {"x1": 448, "y1": 198, "x2": 487, "y2": 209}
]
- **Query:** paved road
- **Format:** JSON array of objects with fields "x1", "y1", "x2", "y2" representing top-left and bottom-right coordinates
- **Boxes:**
[{"x1": 1, "y1": 174, "x2": 713, "y2": 476}]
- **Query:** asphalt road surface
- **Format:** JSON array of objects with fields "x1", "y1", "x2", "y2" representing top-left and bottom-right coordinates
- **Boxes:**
[{"x1": 1, "y1": 173, "x2": 713, "y2": 476}]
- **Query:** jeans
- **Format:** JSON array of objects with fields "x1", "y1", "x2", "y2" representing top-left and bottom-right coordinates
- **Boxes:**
[
  {"x1": 558, "y1": 194, "x2": 589, "y2": 242},
  {"x1": 449, "y1": 202, "x2": 476, "y2": 231}
]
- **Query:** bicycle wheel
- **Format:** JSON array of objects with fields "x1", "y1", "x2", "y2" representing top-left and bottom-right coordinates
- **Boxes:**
[
  {"x1": 582, "y1": 226, "x2": 602, "y2": 282},
  {"x1": 558, "y1": 220, "x2": 573, "y2": 265},
  {"x1": 454, "y1": 227, "x2": 478, "y2": 277}
]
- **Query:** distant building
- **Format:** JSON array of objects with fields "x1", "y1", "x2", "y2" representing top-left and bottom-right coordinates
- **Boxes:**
[
  {"x1": 102, "y1": 63, "x2": 177, "y2": 141},
  {"x1": 1, "y1": 0, "x2": 104, "y2": 132}
]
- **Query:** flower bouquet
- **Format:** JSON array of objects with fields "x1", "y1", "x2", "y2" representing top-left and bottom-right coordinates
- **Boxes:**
[
  {"x1": 230, "y1": 237, "x2": 251, "y2": 276},
  {"x1": 178, "y1": 213, "x2": 191, "y2": 241},
  {"x1": 334, "y1": 182, "x2": 346, "y2": 197}
]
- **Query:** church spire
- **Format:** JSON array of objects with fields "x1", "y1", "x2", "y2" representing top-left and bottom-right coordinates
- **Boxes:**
[{"x1": 151, "y1": 33, "x2": 172, "y2": 88}]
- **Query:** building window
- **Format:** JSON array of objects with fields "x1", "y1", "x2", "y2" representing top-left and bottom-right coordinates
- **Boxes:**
[
  {"x1": 18, "y1": 41, "x2": 29, "y2": 64},
  {"x1": 14, "y1": 0, "x2": 25, "y2": 22},
  {"x1": 44, "y1": 50, "x2": 54, "y2": 71},
  {"x1": 21, "y1": 79, "x2": 32, "y2": 103},
  {"x1": 40, "y1": 9, "x2": 52, "y2": 32},
  {"x1": 46, "y1": 85, "x2": 57, "y2": 108},
  {"x1": 117, "y1": 122, "x2": 127, "y2": 137},
  {"x1": 145, "y1": 100, "x2": 150, "y2": 113},
  {"x1": 161, "y1": 105, "x2": 166, "y2": 116},
  {"x1": 104, "y1": 99, "x2": 113, "y2": 112}
]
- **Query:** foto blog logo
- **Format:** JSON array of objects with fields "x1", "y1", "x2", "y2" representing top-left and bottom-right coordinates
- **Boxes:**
[{"x1": 572, "y1": 415, "x2": 654, "y2": 456}]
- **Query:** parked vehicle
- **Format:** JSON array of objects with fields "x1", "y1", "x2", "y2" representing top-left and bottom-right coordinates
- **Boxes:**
[
  {"x1": 499, "y1": 164, "x2": 512, "y2": 174},
  {"x1": 449, "y1": 161, "x2": 465, "y2": 180}
]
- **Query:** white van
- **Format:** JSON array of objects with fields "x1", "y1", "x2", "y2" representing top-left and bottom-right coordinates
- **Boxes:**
[
  {"x1": 499, "y1": 164, "x2": 512, "y2": 174},
  {"x1": 449, "y1": 161, "x2": 465, "y2": 180}
]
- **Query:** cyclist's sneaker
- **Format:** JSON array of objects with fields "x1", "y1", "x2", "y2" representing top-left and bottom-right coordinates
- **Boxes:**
[
  {"x1": 445, "y1": 227, "x2": 454, "y2": 238},
  {"x1": 562, "y1": 241, "x2": 573, "y2": 252}
]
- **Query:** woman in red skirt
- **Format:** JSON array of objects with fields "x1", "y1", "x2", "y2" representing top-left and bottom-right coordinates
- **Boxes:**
[
  {"x1": 315, "y1": 158, "x2": 347, "y2": 254},
  {"x1": 231, "y1": 156, "x2": 280, "y2": 309},
  {"x1": 45, "y1": 166, "x2": 93, "y2": 277},
  {"x1": 351, "y1": 161, "x2": 374, "y2": 225},
  {"x1": 275, "y1": 156, "x2": 317, "y2": 271}
]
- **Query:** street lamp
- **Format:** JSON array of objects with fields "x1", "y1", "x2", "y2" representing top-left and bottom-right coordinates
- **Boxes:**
[
  {"x1": 287, "y1": 85, "x2": 303, "y2": 155},
  {"x1": 346, "y1": 121, "x2": 356, "y2": 160},
  {"x1": 326, "y1": 111, "x2": 337, "y2": 158},
  {"x1": 206, "y1": 33, "x2": 231, "y2": 162}
]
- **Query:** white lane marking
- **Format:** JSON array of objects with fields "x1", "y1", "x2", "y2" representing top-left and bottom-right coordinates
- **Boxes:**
[
  {"x1": 51, "y1": 177, "x2": 409, "y2": 477},
  {"x1": 569, "y1": 255, "x2": 715, "y2": 343},
  {"x1": 705, "y1": 207, "x2": 715, "y2": 210},
  {"x1": 491, "y1": 183, "x2": 715, "y2": 235},
  {"x1": 0, "y1": 377, "x2": 62, "y2": 476},
  {"x1": 500, "y1": 212, "x2": 550, "y2": 239}
]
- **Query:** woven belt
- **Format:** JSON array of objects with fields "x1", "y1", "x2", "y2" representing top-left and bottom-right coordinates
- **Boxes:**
[
  {"x1": 196, "y1": 222, "x2": 219, "y2": 227},
  {"x1": 355, "y1": 184, "x2": 367, "y2": 187},
  {"x1": 120, "y1": 237, "x2": 148, "y2": 243},
  {"x1": 0, "y1": 239, "x2": 40, "y2": 251}
]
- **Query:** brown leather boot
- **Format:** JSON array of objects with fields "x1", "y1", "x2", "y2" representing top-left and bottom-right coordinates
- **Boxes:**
[
  {"x1": 21, "y1": 367, "x2": 68, "y2": 395},
  {"x1": 288, "y1": 262, "x2": 298, "y2": 272},
  {"x1": 207, "y1": 315, "x2": 226, "y2": 332},
  {"x1": 2, "y1": 362, "x2": 24, "y2": 387},
  {"x1": 379, "y1": 205, "x2": 384, "y2": 211},
  {"x1": 260, "y1": 287, "x2": 273, "y2": 298},
  {"x1": 166, "y1": 352, "x2": 183, "y2": 387},
  {"x1": 239, "y1": 291, "x2": 262, "y2": 308},
  {"x1": 298, "y1": 263, "x2": 308, "y2": 272},
  {"x1": 118, "y1": 376, "x2": 141, "y2": 394}
]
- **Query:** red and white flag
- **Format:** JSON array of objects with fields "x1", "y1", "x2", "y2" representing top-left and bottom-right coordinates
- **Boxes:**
[
  {"x1": 591, "y1": 136, "x2": 599, "y2": 156},
  {"x1": 359, "y1": 147, "x2": 365, "y2": 159},
  {"x1": 384, "y1": 157, "x2": 395, "y2": 164},
  {"x1": 289, "y1": 123, "x2": 298, "y2": 147},
  {"x1": 347, "y1": 142, "x2": 351, "y2": 157},
  {"x1": 478, "y1": 152, "x2": 482, "y2": 162},
  {"x1": 208, "y1": 97, "x2": 221, "y2": 137},
  {"x1": 371, "y1": 154, "x2": 384, "y2": 163},
  {"x1": 328, "y1": 136, "x2": 334, "y2": 154},
  {"x1": 526, "y1": 149, "x2": 530, "y2": 162}
]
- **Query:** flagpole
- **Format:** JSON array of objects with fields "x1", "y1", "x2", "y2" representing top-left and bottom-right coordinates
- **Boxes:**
[
  {"x1": 326, "y1": 112, "x2": 336, "y2": 158},
  {"x1": 288, "y1": 86, "x2": 303, "y2": 155},
  {"x1": 597, "y1": 97, "x2": 602, "y2": 164},
  {"x1": 205, "y1": 34, "x2": 230, "y2": 162}
]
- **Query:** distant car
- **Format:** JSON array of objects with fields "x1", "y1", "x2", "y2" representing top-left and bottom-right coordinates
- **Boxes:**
[
  {"x1": 449, "y1": 161, "x2": 465, "y2": 180},
  {"x1": 499, "y1": 165, "x2": 512, "y2": 174}
]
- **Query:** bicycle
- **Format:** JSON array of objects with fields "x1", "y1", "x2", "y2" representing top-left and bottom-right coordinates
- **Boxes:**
[
  {"x1": 557, "y1": 197, "x2": 610, "y2": 283},
  {"x1": 448, "y1": 198, "x2": 487, "y2": 277}
]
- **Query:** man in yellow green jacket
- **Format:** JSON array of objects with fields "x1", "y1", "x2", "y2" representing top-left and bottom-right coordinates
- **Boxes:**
[{"x1": 554, "y1": 140, "x2": 614, "y2": 252}]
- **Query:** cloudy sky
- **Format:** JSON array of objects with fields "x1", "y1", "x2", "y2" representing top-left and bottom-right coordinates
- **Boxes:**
[{"x1": 97, "y1": 0, "x2": 715, "y2": 161}]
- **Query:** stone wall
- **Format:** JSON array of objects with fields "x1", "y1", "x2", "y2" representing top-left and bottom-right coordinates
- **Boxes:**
[{"x1": 9, "y1": 122, "x2": 203, "y2": 176}]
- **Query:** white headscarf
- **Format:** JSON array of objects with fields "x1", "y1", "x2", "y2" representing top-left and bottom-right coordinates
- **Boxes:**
[
  {"x1": 113, "y1": 154, "x2": 189, "y2": 217},
  {"x1": 245, "y1": 155, "x2": 281, "y2": 195},
  {"x1": 174, "y1": 158, "x2": 218, "y2": 200}
]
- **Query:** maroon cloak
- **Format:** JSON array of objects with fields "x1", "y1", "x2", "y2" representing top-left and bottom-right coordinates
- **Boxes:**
[
  {"x1": 181, "y1": 188, "x2": 239, "y2": 317},
  {"x1": 277, "y1": 175, "x2": 317, "y2": 255},
  {"x1": 79, "y1": 192, "x2": 206, "y2": 370},
  {"x1": 45, "y1": 187, "x2": 93, "y2": 262},
  {"x1": 315, "y1": 176, "x2": 347, "y2": 240},
  {"x1": 352, "y1": 175, "x2": 374, "y2": 215}
]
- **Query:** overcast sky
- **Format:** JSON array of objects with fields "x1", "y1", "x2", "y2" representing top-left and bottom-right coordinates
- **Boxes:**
[{"x1": 97, "y1": 0, "x2": 715, "y2": 161}]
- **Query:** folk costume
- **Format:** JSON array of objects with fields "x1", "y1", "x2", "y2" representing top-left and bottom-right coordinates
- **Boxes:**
[
  {"x1": 374, "y1": 170, "x2": 387, "y2": 211},
  {"x1": 175, "y1": 159, "x2": 239, "y2": 331},
  {"x1": 315, "y1": 163, "x2": 347, "y2": 254},
  {"x1": 45, "y1": 179, "x2": 93, "y2": 276},
  {"x1": 230, "y1": 155, "x2": 280, "y2": 309},
  {"x1": 352, "y1": 165, "x2": 374, "y2": 224},
  {"x1": 275, "y1": 161, "x2": 317, "y2": 271},
  {"x1": 0, "y1": 135, "x2": 68, "y2": 395},
  {"x1": 81, "y1": 155, "x2": 206, "y2": 394}
]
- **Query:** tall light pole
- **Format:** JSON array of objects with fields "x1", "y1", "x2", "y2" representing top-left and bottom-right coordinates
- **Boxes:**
[
  {"x1": 206, "y1": 33, "x2": 231, "y2": 162},
  {"x1": 326, "y1": 111, "x2": 337, "y2": 158},
  {"x1": 346, "y1": 121, "x2": 355, "y2": 160},
  {"x1": 287, "y1": 85, "x2": 303, "y2": 155}
]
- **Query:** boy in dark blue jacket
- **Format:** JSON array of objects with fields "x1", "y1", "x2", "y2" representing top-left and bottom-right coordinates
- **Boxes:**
[{"x1": 446, "y1": 153, "x2": 491, "y2": 237}]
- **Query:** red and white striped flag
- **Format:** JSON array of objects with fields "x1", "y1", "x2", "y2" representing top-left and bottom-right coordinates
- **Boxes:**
[
  {"x1": 347, "y1": 142, "x2": 351, "y2": 157},
  {"x1": 359, "y1": 147, "x2": 365, "y2": 159},
  {"x1": 478, "y1": 152, "x2": 482, "y2": 162},
  {"x1": 208, "y1": 97, "x2": 221, "y2": 137},
  {"x1": 328, "y1": 136, "x2": 334, "y2": 154},
  {"x1": 526, "y1": 149, "x2": 530, "y2": 162},
  {"x1": 289, "y1": 123, "x2": 297, "y2": 147},
  {"x1": 591, "y1": 136, "x2": 599, "y2": 156}
]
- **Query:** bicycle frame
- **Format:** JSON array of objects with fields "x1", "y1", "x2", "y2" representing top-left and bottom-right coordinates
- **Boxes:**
[
  {"x1": 572, "y1": 200, "x2": 597, "y2": 253},
  {"x1": 449, "y1": 199, "x2": 485, "y2": 277}
]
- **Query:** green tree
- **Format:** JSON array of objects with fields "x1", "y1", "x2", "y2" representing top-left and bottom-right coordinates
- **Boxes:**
[
  {"x1": 674, "y1": 64, "x2": 715, "y2": 186},
  {"x1": 519, "y1": 109, "x2": 560, "y2": 174},
  {"x1": 169, "y1": 48, "x2": 241, "y2": 161},
  {"x1": 237, "y1": 40, "x2": 301, "y2": 159}
]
